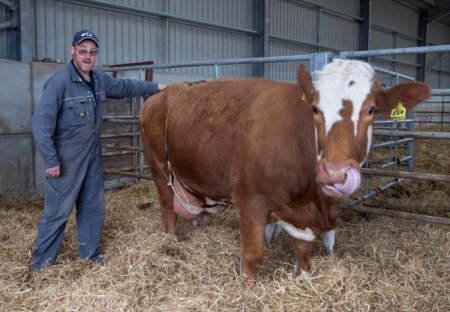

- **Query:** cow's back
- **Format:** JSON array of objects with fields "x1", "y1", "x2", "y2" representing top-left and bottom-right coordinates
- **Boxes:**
[{"x1": 140, "y1": 77, "x2": 316, "y2": 202}]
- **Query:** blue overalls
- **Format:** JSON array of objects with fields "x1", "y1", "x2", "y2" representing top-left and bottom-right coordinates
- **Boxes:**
[{"x1": 31, "y1": 61, "x2": 159, "y2": 270}]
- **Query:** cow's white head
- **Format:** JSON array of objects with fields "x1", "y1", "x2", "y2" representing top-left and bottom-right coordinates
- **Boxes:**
[{"x1": 301, "y1": 59, "x2": 431, "y2": 198}]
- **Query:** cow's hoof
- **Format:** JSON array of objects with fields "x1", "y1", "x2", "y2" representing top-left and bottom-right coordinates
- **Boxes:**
[{"x1": 299, "y1": 270, "x2": 311, "y2": 279}]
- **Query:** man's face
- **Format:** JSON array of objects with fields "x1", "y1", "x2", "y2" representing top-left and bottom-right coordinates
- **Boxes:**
[{"x1": 71, "y1": 40, "x2": 98, "y2": 75}]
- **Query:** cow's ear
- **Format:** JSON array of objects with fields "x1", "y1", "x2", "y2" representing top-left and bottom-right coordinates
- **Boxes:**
[
  {"x1": 375, "y1": 81, "x2": 431, "y2": 116},
  {"x1": 297, "y1": 64, "x2": 315, "y2": 101}
]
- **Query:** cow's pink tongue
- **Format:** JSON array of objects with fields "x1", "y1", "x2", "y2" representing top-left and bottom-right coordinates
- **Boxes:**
[{"x1": 333, "y1": 168, "x2": 361, "y2": 196}]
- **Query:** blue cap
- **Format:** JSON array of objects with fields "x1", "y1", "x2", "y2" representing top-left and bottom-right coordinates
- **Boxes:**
[{"x1": 72, "y1": 30, "x2": 99, "y2": 47}]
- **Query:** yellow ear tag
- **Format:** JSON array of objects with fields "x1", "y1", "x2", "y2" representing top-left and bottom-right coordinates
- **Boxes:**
[
  {"x1": 390, "y1": 102, "x2": 407, "y2": 120},
  {"x1": 301, "y1": 93, "x2": 306, "y2": 101}
]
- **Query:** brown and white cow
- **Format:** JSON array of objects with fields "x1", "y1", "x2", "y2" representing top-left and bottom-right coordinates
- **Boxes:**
[{"x1": 139, "y1": 59, "x2": 430, "y2": 282}]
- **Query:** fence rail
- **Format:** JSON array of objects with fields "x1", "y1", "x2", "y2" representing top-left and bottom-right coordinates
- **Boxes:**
[{"x1": 101, "y1": 47, "x2": 450, "y2": 224}]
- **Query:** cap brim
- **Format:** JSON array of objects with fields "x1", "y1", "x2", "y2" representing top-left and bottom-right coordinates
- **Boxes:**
[{"x1": 73, "y1": 38, "x2": 99, "y2": 47}]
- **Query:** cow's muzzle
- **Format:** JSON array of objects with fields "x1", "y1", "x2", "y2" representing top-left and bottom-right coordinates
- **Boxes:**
[{"x1": 317, "y1": 160, "x2": 362, "y2": 197}]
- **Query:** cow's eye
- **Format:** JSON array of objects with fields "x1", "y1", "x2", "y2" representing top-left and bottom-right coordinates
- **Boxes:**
[
  {"x1": 312, "y1": 106, "x2": 319, "y2": 114},
  {"x1": 368, "y1": 106, "x2": 375, "y2": 115}
]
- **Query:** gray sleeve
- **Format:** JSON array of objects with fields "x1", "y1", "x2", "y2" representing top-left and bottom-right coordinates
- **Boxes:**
[
  {"x1": 31, "y1": 77, "x2": 62, "y2": 169},
  {"x1": 103, "y1": 74, "x2": 160, "y2": 99}
]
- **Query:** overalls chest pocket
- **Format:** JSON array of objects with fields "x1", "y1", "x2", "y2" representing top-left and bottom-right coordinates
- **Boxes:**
[{"x1": 60, "y1": 97, "x2": 93, "y2": 126}]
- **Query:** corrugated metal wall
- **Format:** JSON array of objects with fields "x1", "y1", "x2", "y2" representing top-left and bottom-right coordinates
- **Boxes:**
[
  {"x1": 427, "y1": 22, "x2": 450, "y2": 88},
  {"x1": 7, "y1": 0, "x2": 450, "y2": 84},
  {"x1": 0, "y1": 3, "x2": 9, "y2": 59},
  {"x1": 268, "y1": 0, "x2": 361, "y2": 80},
  {"x1": 370, "y1": 0, "x2": 420, "y2": 86},
  {"x1": 33, "y1": 0, "x2": 255, "y2": 77}
]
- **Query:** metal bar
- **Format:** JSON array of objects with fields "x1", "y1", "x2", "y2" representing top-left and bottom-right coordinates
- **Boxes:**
[
  {"x1": 103, "y1": 169, "x2": 151, "y2": 180},
  {"x1": 342, "y1": 204, "x2": 450, "y2": 226},
  {"x1": 269, "y1": 34, "x2": 339, "y2": 53},
  {"x1": 347, "y1": 179, "x2": 402, "y2": 206},
  {"x1": 431, "y1": 89, "x2": 450, "y2": 96},
  {"x1": 415, "y1": 112, "x2": 450, "y2": 115},
  {"x1": 103, "y1": 115, "x2": 136, "y2": 120},
  {"x1": 373, "y1": 130, "x2": 450, "y2": 139},
  {"x1": 372, "y1": 138, "x2": 413, "y2": 148},
  {"x1": 116, "y1": 165, "x2": 149, "y2": 172},
  {"x1": 102, "y1": 151, "x2": 136, "y2": 157},
  {"x1": 372, "y1": 65, "x2": 415, "y2": 81},
  {"x1": 0, "y1": 20, "x2": 14, "y2": 30},
  {"x1": 362, "y1": 168, "x2": 450, "y2": 182},
  {"x1": 101, "y1": 133, "x2": 138, "y2": 138},
  {"x1": 340, "y1": 45, "x2": 450, "y2": 59},
  {"x1": 377, "y1": 156, "x2": 412, "y2": 169},
  {"x1": 103, "y1": 119, "x2": 138, "y2": 124},
  {"x1": 0, "y1": 0, "x2": 14, "y2": 9},
  {"x1": 374, "y1": 119, "x2": 414, "y2": 125},
  {"x1": 100, "y1": 54, "x2": 312, "y2": 72},
  {"x1": 102, "y1": 144, "x2": 142, "y2": 152}
]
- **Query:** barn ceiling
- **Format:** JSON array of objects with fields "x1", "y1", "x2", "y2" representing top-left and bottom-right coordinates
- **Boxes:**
[{"x1": 400, "y1": 0, "x2": 450, "y2": 24}]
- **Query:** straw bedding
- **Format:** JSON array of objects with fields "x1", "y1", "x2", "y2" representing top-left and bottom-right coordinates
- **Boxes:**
[{"x1": 0, "y1": 138, "x2": 449, "y2": 311}]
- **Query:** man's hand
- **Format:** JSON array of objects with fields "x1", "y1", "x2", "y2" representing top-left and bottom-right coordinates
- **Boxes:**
[{"x1": 46, "y1": 165, "x2": 60, "y2": 178}]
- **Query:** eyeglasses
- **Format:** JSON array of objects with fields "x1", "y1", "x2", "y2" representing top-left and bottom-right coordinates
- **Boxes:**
[{"x1": 74, "y1": 46, "x2": 98, "y2": 57}]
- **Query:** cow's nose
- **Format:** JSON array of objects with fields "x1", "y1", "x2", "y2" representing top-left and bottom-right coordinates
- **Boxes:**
[{"x1": 317, "y1": 159, "x2": 360, "y2": 184}]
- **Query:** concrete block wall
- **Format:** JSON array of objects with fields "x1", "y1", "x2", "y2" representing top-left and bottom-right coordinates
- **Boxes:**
[{"x1": 0, "y1": 60, "x2": 64, "y2": 200}]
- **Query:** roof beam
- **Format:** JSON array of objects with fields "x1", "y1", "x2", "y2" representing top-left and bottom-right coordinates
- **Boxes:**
[{"x1": 427, "y1": 2, "x2": 450, "y2": 23}]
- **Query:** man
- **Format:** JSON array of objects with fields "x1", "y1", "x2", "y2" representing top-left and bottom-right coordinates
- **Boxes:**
[{"x1": 31, "y1": 30, "x2": 166, "y2": 271}]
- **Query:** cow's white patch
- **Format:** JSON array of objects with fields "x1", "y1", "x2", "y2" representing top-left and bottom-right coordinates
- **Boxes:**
[
  {"x1": 362, "y1": 124, "x2": 373, "y2": 165},
  {"x1": 314, "y1": 60, "x2": 374, "y2": 136},
  {"x1": 321, "y1": 230, "x2": 335, "y2": 256},
  {"x1": 314, "y1": 126, "x2": 322, "y2": 160},
  {"x1": 276, "y1": 220, "x2": 315, "y2": 241},
  {"x1": 294, "y1": 261, "x2": 311, "y2": 278}
]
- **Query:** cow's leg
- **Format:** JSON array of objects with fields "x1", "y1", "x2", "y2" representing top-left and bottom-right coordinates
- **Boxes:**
[
  {"x1": 158, "y1": 182, "x2": 177, "y2": 235},
  {"x1": 292, "y1": 239, "x2": 313, "y2": 277},
  {"x1": 237, "y1": 200, "x2": 267, "y2": 283},
  {"x1": 148, "y1": 162, "x2": 177, "y2": 235},
  {"x1": 315, "y1": 193, "x2": 338, "y2": 256},
  {"x1": 321, "y1": 230, "x2": 335, "y2": 256}
]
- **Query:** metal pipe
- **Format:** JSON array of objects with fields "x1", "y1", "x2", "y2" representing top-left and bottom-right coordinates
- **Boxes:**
[
  {"x1": 0, "y1": 0, "x2": 14, "y2": 9},
  {"x1": 339, "y1": 44, "x2": 450, "y2": 58},
  {"x1": 103, "y1": 169, "x2": 151, "y2": 180},
  {"x1": 372, "y1": 65, "x2": 415, "y2": 80},
  {"x1": 342, "y1": 204, "x2": 450, "y2": 226},
  {"x1": 102, "y1": 144, "x2": 143, "y2": 152},
  {"x1": 103, "y1": 115, "x2": 136, "y2": 120},
  {"x1": 362, "y1": 168, "x2": 450, "y2": 182},
  {"x1": 431, "y1": 89, "x2": 450, "y2": 96},
  {"x1": 103, "y1": 118, "x2": 138, "y2": 124},
  {"x1": 347, "y1": 179, "x2": 402, "y2": 206},
  {"x1": 101, "y1": 133, "x2": 138, "y2": 138},
  {"x1": 374, "y1": 119, "x2": 414, "y2": 125},
  {"x1": 102, "y1": 151, "x2": 136, "y2": 157},
  {"x1": 378, "y1": 156, "x2": 412, "y2": 169},
  {"x1": 100, "y1": 54, "x2": 312, "y2": 72},
  {"x1": 0, "y1": 20, "x2": 14, "y2": 30},
  {"x1": 373, "y1": 129, "x2": 450, "y2": 139},
  {"x1": 372, "y1": 138, "x2": 413, "y2": 148}
]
